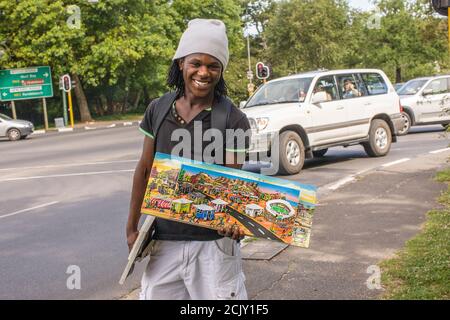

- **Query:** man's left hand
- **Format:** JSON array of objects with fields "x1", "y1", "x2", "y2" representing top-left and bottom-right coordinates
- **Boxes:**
[{"x1": 218, "y1": 225, "x2": 245, "y2": 241}]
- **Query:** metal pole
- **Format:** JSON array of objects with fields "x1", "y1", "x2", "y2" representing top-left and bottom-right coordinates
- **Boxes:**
[
  {"x1": 68, "y1": 90, "x2": 74, "y2": 128},
  {"x1": 11, "y1": 100, "x2": 16, "y2": 119},
  {"x1": 42, "y1": 98, "x2": 49, "y2": 131},
  {"x1": 247, "y1": 35, "x2": 252, "y2": 82},
  {"x1": 62, "y1": 90, "x2": 68, "y2": 126}
]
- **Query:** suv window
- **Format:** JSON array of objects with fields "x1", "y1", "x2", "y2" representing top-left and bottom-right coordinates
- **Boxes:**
[
  {"x1": 424, "y1": 78, "x2": 450, "y2": 95},
  {"x1": 313, "y1": 76, "x2": 339, "y2": 101},
  {"x1": 336, "y1": 74, "x2": 365, "y2": 99},
  {"x1": 361, "y1": 73, "x2": 388, "y2": 95}
]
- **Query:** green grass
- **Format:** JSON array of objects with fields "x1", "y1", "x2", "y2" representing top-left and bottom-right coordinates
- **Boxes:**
[
  {"x1": 380, "y1": 169, "x2": 450, "y2": 300},
  {"x1": 92, "y1": 113, "x2": 143, "y2": 122}
]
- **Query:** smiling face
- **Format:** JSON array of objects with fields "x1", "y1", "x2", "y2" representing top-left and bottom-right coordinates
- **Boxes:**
[{"x1": 178, "y1": 53, "x2": 223, "y2": 99}]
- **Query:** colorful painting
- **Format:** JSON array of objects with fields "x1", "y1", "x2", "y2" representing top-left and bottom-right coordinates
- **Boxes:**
[{"x1": 141, "y1": 152, "x2": 318, "y2": 248}]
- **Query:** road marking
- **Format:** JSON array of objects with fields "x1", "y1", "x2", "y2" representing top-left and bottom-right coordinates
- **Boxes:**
[
  {"x1": 107, "y1": 124, "x2": 116, "y2": 128},
  {"x1": 429, "y1": 148, "x2": 450, "y2": 154},
  {"x1": 249, "y1": 222, "x2": 255, "y2": 227},
  {"x1": 237, "y1": 216, "x2": 243, "y2": 220},
  {"x1": 258, "y1": 228, "x2": 265, "y2": 235},
  {"x1": 326, "y1": 176, "x2": 356, "y2": 191},
  {"x1": 0, "y1": 160, "x2": 138, "y2": 172},
  {"x1": 58, "y1": 128, "x2": 73, "y2": 133},
  {"x1": 123, "y1": 122, "x2": 133, "y2": 126},
  {"x1": 0, "y1": 201, "x2": 59, "y2": 220},
  {"x1": 381, "y1": 158, "x2": 410, "y2": 168},
  {"x1": 0, "y1": 169, "x2": 134, "y2": 182}
]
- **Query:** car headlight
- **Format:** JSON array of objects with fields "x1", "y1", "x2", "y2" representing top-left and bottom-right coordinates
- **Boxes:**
[{"x1": 249, "y1": 117, "x2": 269, "y2": 132}]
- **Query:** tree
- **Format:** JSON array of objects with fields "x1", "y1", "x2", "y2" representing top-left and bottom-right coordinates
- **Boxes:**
[
  {"x1": 264, "y1": 0, "x2": 352, "y2": 76},
  {"x1": 359, "y1": 0, "x2": 448, "y2": 82},
  {"x1": 0, "y1": 0, "x2": 178, "y2": 121}
]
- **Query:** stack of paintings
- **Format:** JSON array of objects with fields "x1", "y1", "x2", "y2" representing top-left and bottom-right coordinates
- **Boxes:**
[{"x1": 141, "y1": 153, "x2": 317, "y2": 248}]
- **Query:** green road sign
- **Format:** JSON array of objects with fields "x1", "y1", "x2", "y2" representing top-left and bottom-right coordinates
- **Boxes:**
[{"x1": 0, "y1": 66, "x2": 54, "y2": 101}]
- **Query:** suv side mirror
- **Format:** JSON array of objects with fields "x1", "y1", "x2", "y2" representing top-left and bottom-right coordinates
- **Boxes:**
[
  {"x1": 239, "y1": 101, "x2": 247, "y2": 109},
  {"x1": 422, "y1": 88, "x2": 433, "y2": 96},
  {"x1": 311, "y1": 91, "x2": 328, "y2": 104}
]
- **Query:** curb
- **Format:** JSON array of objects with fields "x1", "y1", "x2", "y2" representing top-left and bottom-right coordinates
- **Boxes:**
[{"x1": 30, "y1": 121, "x2": 141, "y2": 136}]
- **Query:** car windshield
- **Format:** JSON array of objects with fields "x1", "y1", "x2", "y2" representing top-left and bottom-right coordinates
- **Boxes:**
[
  {"x1": 245, "y1": 77, "x2": 313, "y2": 108},
  {"x1": 397, "y1": 79, "x2": 428, "y2": 95},
  {"x1": 0, "y1": 113, "x2": 12, "y2": 120}
]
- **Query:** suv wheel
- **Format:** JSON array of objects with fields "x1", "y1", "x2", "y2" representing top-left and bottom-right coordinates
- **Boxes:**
[
  {"x1": 313, "y1": 148, "x2": 328, "y2": 157},
  {"x1": 277, "y1": 131, "x2": 305, "y2": 175},
  {"x1": 398, "y1": 111, "x2": 411, "y2": 135},
  {"x1": 363, "y1": 119, "x2": 392, "y2": 157},
  {"x1": 7, "y1": 128, "x2": 21, "y2": 141}
]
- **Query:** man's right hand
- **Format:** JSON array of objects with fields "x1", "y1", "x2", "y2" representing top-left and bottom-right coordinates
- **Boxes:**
[{"x1": 127, "y1": 230, "x2": 139, "y2": 252}]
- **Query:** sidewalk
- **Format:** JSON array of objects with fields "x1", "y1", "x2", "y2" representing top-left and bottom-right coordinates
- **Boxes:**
[
  {"x1": 120, "y1": 151, "x2": 449, "y2": 300},
  {"x1": 31, "y1": 119, "x2": 141, "y2": 135}
]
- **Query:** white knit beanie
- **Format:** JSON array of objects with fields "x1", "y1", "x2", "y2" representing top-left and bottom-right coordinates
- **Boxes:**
[{"x1": 173, "y1": 19, "x2": 229, "y2": 70}]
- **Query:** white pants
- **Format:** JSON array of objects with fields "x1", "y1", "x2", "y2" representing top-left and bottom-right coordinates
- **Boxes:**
[{"x1": 140, "y1": 238, "x2": 248, "y2": 300}]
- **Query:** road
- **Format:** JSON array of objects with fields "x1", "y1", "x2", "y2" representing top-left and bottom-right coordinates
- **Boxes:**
[
  {"x1": 199, "y1": 191, "x2": 280, "y2": 241},
  {"x1": 0, "y1": 124, "x2": 448, "y2": 299}
]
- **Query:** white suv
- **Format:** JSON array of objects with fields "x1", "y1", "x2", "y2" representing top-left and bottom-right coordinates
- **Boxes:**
[
  {"x1": 397, "y1": 75, "x2": 450, "y2": 135},
  {"x1": 242, "y1": 69, "x2": 404, "y2": 174}
]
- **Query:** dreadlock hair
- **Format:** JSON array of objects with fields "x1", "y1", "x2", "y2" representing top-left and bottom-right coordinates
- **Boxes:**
[{"x1": 167, "y1": 60, "x2": 228, "y2": 100}]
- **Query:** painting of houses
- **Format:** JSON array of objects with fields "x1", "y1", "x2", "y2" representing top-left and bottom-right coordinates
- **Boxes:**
[
  {"x1": 194, "y1": 204, "x2": 216, "y2": 221},
  {"x1": 211, "y1": 199, "x2": 228, "y2": 212},
  {"x1": 245, "y1": 204, "x2": 264, "y2": 217},
  {"x1": 171, "y1": 198, "x2": 193, "y2": 214},
  {"x1": 141, "y1": 152, "x2": 317, "y2": 248}
]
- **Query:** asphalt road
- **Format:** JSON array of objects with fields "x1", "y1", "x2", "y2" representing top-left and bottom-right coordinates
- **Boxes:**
[{"x1": 0, "y1": 124, "x2": 448, "y2": 299}]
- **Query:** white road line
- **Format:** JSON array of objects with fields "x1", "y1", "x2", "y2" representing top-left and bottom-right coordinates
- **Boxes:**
[
  {"x1": 237, "y1": 216, "x2": 243, "y2": 220},
  {"x1": 0, "y1": 201, "x2": 59, "y2": 220},
  {"x1": 258, "y1": 228, "x2": 265, "y2": 235},
  {"x1": 381, "y1": 158, "x2": 410, "y2": 168},
  {"x1": 0, "y1": 169, "x2": 134, "y2": 182},
  {"x1": 429, "y1": 148, "x2": 450, "y2": 154},
  {"x1": 248, "y1": 222, "x2": 255, "y2": 227},
  {"x1": 326, "y1": 176, "x2": 356, "y2": 191},
  {"x1": 0, "y1": 160, "x2": 138, "y2": 172}
]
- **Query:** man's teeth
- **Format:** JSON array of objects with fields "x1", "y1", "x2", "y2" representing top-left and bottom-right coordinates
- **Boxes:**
[{"x1": 194, "y1": 80, "x2": 209, "y2": 87}]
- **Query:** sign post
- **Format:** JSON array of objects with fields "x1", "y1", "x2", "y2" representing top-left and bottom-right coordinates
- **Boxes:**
[
  {"x1": 42, "y1": 98, "x2": 49, "y2": 130},
  {"x1": 0, "y1": 66, "x2": 54, "y2": 127},
  {"x1": 11, "y1": 100, "x2": 16, "y2": 119}
]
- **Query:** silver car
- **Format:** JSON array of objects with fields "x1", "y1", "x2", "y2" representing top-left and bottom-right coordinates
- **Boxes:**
[{"x1": 0, "y1": 113, "x2": 34, "y2": 141}]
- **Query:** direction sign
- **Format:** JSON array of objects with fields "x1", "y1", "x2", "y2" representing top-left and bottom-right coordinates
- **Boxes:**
[{"x1": 0, "y1": 66, "x2": 54, "y2": 101}]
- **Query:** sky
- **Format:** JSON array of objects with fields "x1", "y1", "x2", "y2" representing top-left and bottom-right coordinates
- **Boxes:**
[{"x1": 348, "y1": 0, "x2": 374, "y2": 11}]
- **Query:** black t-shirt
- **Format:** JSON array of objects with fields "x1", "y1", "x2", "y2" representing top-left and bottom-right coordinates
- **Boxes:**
[{"x1": 139, "y1": 94, "x2": 251, "y2": 241}]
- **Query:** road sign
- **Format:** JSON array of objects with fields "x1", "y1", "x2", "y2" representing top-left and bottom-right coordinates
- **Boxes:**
[
  {"x1": 0, "y1": 66, "x2": 54, "y2": 101},
  {"x1": 246, "y1": 70, "x2": 254, "y2": 80}
]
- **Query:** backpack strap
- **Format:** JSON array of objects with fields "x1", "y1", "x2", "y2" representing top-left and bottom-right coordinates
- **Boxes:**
[
  {"x1": 151, "y1": 92, "x2": 178, "y2": 140},
  {"x1": 211, "y1": 95, "x2": 233, "y2": 146}
]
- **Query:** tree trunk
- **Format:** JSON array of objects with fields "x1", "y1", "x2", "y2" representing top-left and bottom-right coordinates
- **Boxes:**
[
  {"x1": 133, "y1": 89, "x2": 142, "y2": 110},
  {"x1": 72, "y1": 73, "x2": 92, "y2": 122},
  {"x1": 395, "y1": 66, "x2": 402, "y2": 83}
]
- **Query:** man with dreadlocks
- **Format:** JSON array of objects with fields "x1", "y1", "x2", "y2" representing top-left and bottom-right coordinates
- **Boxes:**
[{"x1": 126, "y1": 19, "x2": 250, "y2": 300}]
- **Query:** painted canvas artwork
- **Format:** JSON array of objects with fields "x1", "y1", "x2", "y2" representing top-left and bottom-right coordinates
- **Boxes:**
[{"x1": 141, "y1": 152, "x2": 317, "y2": 248}]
